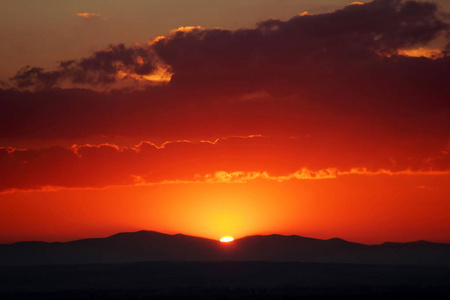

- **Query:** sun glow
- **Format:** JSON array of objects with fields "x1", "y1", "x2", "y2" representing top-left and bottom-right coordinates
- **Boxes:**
[{"x1": 220, "y1": 236, "x2": 234, "y2": 243}]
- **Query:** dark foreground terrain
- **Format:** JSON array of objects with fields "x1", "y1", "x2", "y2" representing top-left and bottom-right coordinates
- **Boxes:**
[{"x1": 1, "y1": 261, "x2": 449, "y2": 299}]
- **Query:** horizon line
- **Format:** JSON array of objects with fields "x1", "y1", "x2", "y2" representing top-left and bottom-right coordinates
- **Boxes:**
[{"x1": 2, "y1": 229, "x2": 448, "y2": 246}]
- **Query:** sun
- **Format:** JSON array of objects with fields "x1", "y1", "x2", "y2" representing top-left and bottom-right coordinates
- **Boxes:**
[{"x1": 220, "y1": 236, "x2": 234, "y2": 243}]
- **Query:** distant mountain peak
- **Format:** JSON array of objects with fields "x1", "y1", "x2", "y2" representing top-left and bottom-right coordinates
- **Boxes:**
[
  {"x1": 381, "y1": 240, "x2": 441, "y2": 246},
  {"x1": 326, "y1": 237, "x2": 352, "y2": 243},
  {"x1": 110, "y1": 230, "x2": 165, "y2": 235}
]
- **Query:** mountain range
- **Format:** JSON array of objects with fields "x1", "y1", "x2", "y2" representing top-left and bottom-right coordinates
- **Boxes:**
[{"x1": 1, "y1": 231, "x2": 449, "y2": 266}]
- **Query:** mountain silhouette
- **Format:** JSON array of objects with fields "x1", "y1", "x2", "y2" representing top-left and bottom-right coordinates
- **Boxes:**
[{"x1": 0, "y1": 231, "x2": 449, "y2": 266}]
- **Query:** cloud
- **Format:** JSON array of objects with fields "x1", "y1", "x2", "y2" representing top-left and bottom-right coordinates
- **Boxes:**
[
  {"x1": 0, "y1": 135, "x2": 448, "y2": 193},
  {"x1": 199, "y1": 168, "x2": 450, "y2": 184},
  {"x1": 76, "y1": 12, "x2": 106, "y2": 21},
  {"x1": 7, "y1": 0, "x2": 449, "y2": 91},
  {"x1": 149, "y1": 0, "x2": 449, "y2": 85},
  {"x1": 396, "y1": 47, "x2": 445, "y2": 58},
  {"x1": 10, "y1": 44, "x2": 171, "y2": 90}
]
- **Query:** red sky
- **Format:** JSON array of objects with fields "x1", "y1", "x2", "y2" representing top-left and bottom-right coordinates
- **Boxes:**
[{"x1": 1, "y1": 0, "x2": 449, "y2": 244}]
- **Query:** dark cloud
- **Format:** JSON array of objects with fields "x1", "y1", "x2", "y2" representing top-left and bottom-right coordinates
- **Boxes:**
[
  {"x1": 10, "y1": 44, "x2": 159, "y2": 89},
  {"x1": 150, "y1": 0, "x2": 448, "y2": 87},
  {"x1": 7, "y1": 0, "x2": 449, "y2": 90}
]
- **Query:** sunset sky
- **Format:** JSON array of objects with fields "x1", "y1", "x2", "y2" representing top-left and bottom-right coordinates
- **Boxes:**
[{"x1": 1, "y1": 0, "x2": 449, "y2": 244}]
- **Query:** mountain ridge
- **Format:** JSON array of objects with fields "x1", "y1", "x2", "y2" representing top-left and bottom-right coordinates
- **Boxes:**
[
  {"x1": 1, "y1": 230, "x2": 449, "y2": 266},
  {"x1": 3, "y1": 230, "x2": 447, "y2": 246}
]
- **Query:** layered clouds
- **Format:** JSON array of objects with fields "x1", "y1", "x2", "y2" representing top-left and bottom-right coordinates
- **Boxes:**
[
  {"x1": 1, "y1": 135, "x2": 448, "y2": 193},
  {"x1": 1, "y1": 0, "x2": 449, "y2": 192}
]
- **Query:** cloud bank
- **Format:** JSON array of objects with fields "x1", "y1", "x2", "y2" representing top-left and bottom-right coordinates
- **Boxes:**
[
  {"x1": 7, "y1": 0, "x2": 449, "y2": 90},
  {"x1": 1, "y1": 0, "x2": 449, "y2": 191}
]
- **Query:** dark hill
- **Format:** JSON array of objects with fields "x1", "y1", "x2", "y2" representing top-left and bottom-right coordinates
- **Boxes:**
[{"x1": 0, "y1": 231, "x2": 449, "y2": 266}]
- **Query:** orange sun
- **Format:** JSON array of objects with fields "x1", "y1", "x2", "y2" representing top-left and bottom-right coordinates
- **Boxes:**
[{"x1": 220, "y1": 236, "x2": 234, "y2": 243}]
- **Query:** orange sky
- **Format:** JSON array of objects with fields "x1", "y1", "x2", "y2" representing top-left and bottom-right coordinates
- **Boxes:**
[
  {"x1": 1, "y1": 0, "x2": 449, "y2": 244},
  {"x1": 1, "y1": 172, "x2": 449, "y2": 244}
]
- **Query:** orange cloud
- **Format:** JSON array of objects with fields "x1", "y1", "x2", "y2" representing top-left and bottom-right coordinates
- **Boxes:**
[
  {"x1": 397, "y1": 47, "x2": 444, "y2": 59},
  {"x1": 170, "y1": 26, "x2": 204, "y2": 34},
  {"x1": 76, "y1": 12, "x2": 106, "y2": 21},
  {"x1": 298, "y1": 11, "x2": 310, "y2": 16},
  {"x1": 2, "y1": 166, "x2": 448, "y2": 195},
  {"x1": 115, "y1": 60, "x2": 173, "y2": 85},
  {"x1": 200, "y1": 169, "x2": 338, "y2": 184},
  {"x1": 192, "y1": 168, "x2": 450, "y2": 185}
]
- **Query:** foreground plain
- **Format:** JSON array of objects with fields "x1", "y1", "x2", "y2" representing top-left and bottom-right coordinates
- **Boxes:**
[{"x1": 1, "y1": 261, "x2": 449, "y2": 299}]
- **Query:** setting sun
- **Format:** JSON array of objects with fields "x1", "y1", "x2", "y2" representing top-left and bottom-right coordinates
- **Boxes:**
[{"x1": 220, "y1": 236, "x2": 234, "y2": 243}]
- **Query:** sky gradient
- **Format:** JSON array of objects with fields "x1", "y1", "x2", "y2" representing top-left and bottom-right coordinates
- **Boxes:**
[{"x1": 1, "y1": 0, "x2": 449, "y2": 244}]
